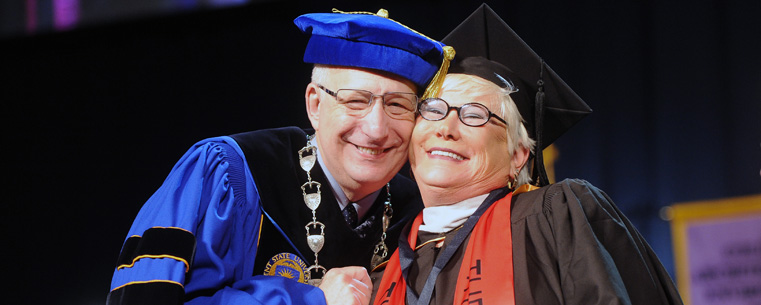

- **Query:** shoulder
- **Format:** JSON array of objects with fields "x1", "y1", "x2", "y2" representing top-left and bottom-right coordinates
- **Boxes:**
[
  {"x1": 226, "y1": 127, "x2": 309, "y2": 181},
  {"x1": 230, "y1": 127, "x2": 307, "y2": 155},
  {"x1": 174, "y1": 136, "x2": 254, "y2": 202},
  {"x1": 547, "y1": 179, "x2": 622, "y2": 224},
  {"x1": 160, "y1": 136, "x2": 243, "y2": 175},
  {"x1": 179, "y1": 136, "x2": 249, "y2": 174},
  {"x1": 389, "y1": 173, "x2": 419, "y2": 197},
  {"x1": 388, "y1": 173, "x2": 423, "y2": 214},
  {"x1": 511, "y1": 179, "x2": 614, "y2": 223}
]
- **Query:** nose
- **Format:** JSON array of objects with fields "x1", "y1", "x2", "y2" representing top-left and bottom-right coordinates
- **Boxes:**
[
  {"x1": 435, "y1": 109, "x2": 461, "y2": 140},
  {"x1": 361, "y1": 96, "x2": 390, "y2": 141}
]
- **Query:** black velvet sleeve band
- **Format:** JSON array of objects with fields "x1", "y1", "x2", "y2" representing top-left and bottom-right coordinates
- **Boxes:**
[{"x1": 116, "y1": 227, "x2": 196, "y2": 270}]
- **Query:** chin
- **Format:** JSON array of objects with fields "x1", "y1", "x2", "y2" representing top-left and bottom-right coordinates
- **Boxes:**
[
  {"x1": 415, "y1": 170, "x2": 460, "y2": 189},
  {"x1": 349, "y1": 165, "x2": 396, "y2": 185}
]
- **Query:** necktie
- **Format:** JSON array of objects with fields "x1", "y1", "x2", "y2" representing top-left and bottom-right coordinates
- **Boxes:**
[{"x1": 342, "y1": 204, "x2": 358, "y2": 228}]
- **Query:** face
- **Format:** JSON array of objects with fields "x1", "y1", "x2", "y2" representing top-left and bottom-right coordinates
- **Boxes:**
[
  {"x1": 409, "y1": 81, "x2": 513, "y2": 206},
  {"x1": 306, "y1": 67, "x2": 417, "y2": 201}
]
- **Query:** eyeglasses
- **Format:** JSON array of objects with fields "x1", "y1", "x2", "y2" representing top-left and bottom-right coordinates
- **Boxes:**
[
  {"x1": 418, "y1": 98, "x2": 507, "y2": 127},
  {"x1": 316, "y1": 84, "x2": 418, "y2": 119}
]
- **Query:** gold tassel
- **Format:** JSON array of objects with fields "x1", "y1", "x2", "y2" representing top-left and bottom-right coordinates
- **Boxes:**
[{"x1": 422, "y1": 46, "x2": 456, "y2": 100}]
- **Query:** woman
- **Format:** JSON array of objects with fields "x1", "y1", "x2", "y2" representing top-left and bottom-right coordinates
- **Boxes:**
[
  {"x1": 370, "y1": 69, "x2": 684, "y2": 305},
  {"x1": 371, "y1": 60, "x2": 682, "y2": 304},
  {"x1": 371, "y1": 5, "x2": 683, "y2": 304}
]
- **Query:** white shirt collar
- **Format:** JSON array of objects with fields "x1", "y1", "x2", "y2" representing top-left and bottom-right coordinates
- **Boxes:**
[
  {"x1": 418, "y1": 193, "x2": 490, "y2": 234},
  {"x1": 312, "y1": 137, "x2": 380, "y2": 220}
]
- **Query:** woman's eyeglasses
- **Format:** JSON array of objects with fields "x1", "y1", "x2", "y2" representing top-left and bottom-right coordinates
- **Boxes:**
[{"x1": 418, "y1": 98, "x2": 507, "y2": 127}]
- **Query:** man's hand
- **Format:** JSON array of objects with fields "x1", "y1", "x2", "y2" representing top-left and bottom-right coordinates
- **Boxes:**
[{"x1": 318, "y1": 266, "x2": 373, "y2": 305}]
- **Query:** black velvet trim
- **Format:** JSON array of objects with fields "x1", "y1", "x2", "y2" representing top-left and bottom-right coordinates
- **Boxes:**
[
  {"x1": 106, "y1": 281, "x2": 184, "y2": 305},
  {"x1": 116, "y1": 227, "x2": 196, "y2": 268}
]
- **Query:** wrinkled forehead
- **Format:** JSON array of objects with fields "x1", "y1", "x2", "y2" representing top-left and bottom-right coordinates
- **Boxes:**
[{"x1": 440, "y1": 74, "x2": 504, "y2": 109}]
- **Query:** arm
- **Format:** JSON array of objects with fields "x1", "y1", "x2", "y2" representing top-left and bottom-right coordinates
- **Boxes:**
[
  {"x1": 550, "y1": 179, "x2": 683, "y2": 305},
  {"x1": 107, "y1": 137, "x2": 327, "y2": 305}
]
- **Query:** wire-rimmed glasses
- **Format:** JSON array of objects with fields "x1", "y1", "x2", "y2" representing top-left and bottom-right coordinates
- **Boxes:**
[{"x1": 316, "y1": 84, "x2": 418, "y2": 119}]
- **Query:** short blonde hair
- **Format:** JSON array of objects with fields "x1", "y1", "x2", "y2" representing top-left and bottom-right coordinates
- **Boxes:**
[{"x1": 440, "y1": 74, "x2": 536, "y2": 186}]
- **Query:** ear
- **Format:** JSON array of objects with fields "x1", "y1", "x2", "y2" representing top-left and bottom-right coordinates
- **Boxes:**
[
  {"x1": 305, "y1": 83, "x2": 322, "y2": 131},
  {"x1": 511, "y1": 145, "x2": 530, "y2": 175}
]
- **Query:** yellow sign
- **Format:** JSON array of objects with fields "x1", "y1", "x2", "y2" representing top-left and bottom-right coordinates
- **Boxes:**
[{"x1": 666, "y1": 194, "x2": 761, "y2": 305}]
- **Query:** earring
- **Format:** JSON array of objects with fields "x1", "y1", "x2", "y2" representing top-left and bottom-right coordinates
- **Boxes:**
[{"x1": 507, "y1": 171, "x2": 517, "y2": 190}]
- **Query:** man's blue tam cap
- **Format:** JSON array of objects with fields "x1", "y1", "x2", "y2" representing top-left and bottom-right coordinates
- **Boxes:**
[{"x1": 295, "y1": 9, "x2": 455, "y2": 99}]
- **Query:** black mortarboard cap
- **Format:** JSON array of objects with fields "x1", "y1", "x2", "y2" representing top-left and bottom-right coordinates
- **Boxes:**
[{"x1": 442, "y1": 3, "x2": 592, "y2": 186}]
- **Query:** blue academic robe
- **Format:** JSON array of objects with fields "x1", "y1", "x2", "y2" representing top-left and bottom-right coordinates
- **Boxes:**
[{"x1": 107, "y1": 127, "x2": 422, "y2": 305}]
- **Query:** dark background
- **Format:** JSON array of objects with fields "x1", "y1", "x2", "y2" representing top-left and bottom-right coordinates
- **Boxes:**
[{"x1": 2, "y1": 0, "x2": 760, "y2": 304}]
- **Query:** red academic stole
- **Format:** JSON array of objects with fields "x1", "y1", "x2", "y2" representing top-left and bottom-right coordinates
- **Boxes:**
[{"x1": 374, "y1": 193, "x2": 515, "y2": 305}]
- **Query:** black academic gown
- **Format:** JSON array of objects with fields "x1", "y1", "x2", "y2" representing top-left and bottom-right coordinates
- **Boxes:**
[
  {"x1": 511, "y1": 179, "x2": 682, "y2": 305},
  {"x1": 374, "y1": 179, "x2": 683, "y2": 305}
]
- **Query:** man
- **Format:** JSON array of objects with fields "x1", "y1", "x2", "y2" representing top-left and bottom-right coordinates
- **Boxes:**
[{"x1": 107, "y1": 8, "x2": 453, "y2": 305}]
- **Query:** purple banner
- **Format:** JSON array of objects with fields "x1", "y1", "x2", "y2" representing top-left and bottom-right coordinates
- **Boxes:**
[{"x1": 687, "y1": 214, "x2": 761, "y2": 305}]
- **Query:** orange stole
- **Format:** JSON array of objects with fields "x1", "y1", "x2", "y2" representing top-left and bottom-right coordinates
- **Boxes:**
[{"x1": 373, "y1": 193, "x2": 515, "y2": 305}]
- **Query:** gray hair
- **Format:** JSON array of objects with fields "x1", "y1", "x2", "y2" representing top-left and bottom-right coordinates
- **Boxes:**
[
  {"x1": 311, "y1": 64, "x2": 331, "y2": 84},
  {"x1": 440, "y1": 74, "x2": 536, "y2": 187}
]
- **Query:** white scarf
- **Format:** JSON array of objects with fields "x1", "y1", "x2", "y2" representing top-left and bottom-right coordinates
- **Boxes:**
[{"x1": 418, "y1": 193, "x2": 489, "y2": 233}]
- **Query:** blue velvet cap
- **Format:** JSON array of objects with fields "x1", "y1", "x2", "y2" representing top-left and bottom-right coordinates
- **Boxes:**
[{"x1": 294, "y1": 9, "x2": 451, "y2": 93}]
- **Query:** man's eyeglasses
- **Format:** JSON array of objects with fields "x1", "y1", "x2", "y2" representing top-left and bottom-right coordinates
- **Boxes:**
[
  {"x1": 316, "y1": 84, "x2": 418, "y2": 119},
  {"x1": 418, "y1": 97, "x2": 507, "y2": 127}
]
